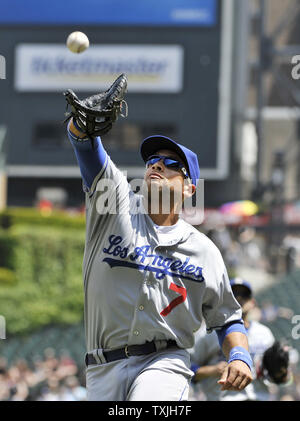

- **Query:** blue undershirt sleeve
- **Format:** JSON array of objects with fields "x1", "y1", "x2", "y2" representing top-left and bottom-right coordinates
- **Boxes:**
[
  {"x1": 216, "y1": 320, "x2": 247, "y2": 348},
  {"x1": 67, "y1": 126, "x2": 107, "y2": 190}
]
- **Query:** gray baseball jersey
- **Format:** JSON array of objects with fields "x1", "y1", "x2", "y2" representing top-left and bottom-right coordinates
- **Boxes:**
[
  {"x1": 82, "y1": 155, "x2": 242, "y2": 398},
  {"x1": 189, "y1": 320, "x2": 275, "y2": 401},
  {"x1": 83, "y1": 156, "x2": 241, "y2": 350}
]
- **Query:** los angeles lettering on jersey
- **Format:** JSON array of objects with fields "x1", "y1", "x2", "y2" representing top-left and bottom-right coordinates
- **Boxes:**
[{"x1": 102, "y1": 234, "x2": 205, "y2": 283}]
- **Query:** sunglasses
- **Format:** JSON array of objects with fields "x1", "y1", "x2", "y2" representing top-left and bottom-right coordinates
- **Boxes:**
[{"x1": 145, "y1": 155, "x2": 189, "y2": 178}]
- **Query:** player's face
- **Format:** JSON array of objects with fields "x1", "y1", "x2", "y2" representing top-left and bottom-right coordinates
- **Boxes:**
[
  {"x1": 144, "y1": 149, "x2": 189, "y2": 188},
  {"x1": 143, "y1": 149, "x2": 195, "y2": 210}
]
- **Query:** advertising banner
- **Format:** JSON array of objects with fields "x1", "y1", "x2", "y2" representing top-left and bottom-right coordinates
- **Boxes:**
[{"x1": 15, "y1": 44, "x2": 184, "y2": 93}]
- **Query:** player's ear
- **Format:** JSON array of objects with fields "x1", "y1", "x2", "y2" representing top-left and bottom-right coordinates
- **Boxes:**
[{"x1": 183, "y1": 182, "x2": 196, "y2": 199}]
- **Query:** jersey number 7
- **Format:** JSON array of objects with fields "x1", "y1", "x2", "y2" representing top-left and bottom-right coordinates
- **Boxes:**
[{"x1": 160, "y1": 283, "x2": 187, "y2": 317}]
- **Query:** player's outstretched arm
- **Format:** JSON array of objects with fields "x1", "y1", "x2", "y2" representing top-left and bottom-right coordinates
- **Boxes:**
[
  {"x1": 217, "y1": 332, "x2": 253, "y2": 391},
  {"x1": 64, "y1": 73, "x2": 128, "y2": 190},
  {"x1": 67, "y1": 118, "x2": 107, "y2": 190}
]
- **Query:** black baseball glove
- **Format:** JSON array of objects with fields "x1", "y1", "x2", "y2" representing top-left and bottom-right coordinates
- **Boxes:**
[
  {"x1": 63, "y1": 73, "x2": 128, "y2": 138},
  {"x1": 261, "y1": 341, "x2": 289, "y2": 384}
]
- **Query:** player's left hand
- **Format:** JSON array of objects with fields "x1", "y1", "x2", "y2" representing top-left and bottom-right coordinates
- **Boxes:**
[{"x1": 217, "y1": 360, "x2": 253, "y2": 391}]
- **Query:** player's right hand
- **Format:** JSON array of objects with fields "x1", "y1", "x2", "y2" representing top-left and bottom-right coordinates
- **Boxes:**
[{"x1": 217, "y1": 360, "x2": 253, "y2": 391}]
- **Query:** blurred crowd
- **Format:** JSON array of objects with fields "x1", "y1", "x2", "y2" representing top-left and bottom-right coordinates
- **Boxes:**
[
  {"x1": 204, "y1": 223, "x2": 300, "y2": 277},
  {"x1": 189, "y1": 342, "x2": 300, "y2": 402},
  {"x1": 0, "y1": 348, "x2": 86, "y2": 401},
  {"x1": 1, "y1": 223, "x2": 300, "y2": 402},
  {"x1": 190, "y1": 371, "x2": 300, "y2": 402}
]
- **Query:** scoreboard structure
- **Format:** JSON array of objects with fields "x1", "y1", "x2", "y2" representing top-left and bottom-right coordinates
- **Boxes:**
[{"x1": 0, "y1": 0, "x2": 236, "y2": 206}]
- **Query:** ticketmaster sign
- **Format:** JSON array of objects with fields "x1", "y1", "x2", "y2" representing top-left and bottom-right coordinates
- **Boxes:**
[{"x1": 15, "y1": 44, "x2": 183, "y2": 93}]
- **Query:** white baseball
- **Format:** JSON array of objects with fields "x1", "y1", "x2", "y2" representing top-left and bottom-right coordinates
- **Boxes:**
[{"x1": 66, "y1": 31, "x2": 89, "y2": 54}]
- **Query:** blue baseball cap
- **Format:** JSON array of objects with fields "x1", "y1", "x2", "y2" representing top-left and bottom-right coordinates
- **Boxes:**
[
  {"x1": 140, "y1": 135, "x2": 200, "y2": 186},
  {"x1": 230, "y1": 278, "x2": 252, "y2": 297}
]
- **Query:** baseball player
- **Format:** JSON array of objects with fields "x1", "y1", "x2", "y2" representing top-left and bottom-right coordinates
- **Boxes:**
[
  {"x1": 63, "y1": 74, "x2": 253, "y2": 401},
  {"x1": 189, "y1": 278, "x2": 289, "y2": 401}
]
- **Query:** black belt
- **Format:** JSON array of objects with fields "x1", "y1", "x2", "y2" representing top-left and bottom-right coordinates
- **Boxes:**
[{"x1": 85, "y1": 340, "x2": 177, "y2": 366}]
